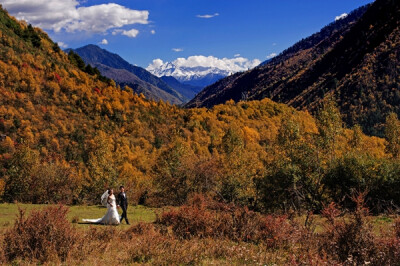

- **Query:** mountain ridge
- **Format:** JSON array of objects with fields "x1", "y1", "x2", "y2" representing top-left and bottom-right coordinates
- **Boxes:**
[
  {"x1": 187, "y1": 4, "x2": 369, "y2": 108},
  {"x1": 187, "y1": 0, "x2": 400, "y2": 135},
  {"x1": 71, "y1": 44, "x2": 186, "y2": 104}
]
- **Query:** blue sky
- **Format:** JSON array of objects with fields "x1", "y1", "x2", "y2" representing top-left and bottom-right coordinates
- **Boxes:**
[{"x1": 2, "y1": 0, "x2": 374, "y2": 68}]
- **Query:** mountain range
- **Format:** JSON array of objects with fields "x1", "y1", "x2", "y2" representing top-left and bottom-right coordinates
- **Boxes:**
[
  {"x1": 146, "y1": 56, "x2": 260, "y2": 88},
  {"x1": 187, "y1": 0, "x2": 400, "y2": 136},
  {"x1": 70, "y1": 45, "x2": 199, "y2": 104},
  {"x1": 10, "y1": 0, "x2": 398, "y2": 137},
  {"x1": 69, "y1": 45, "x2": 260, "y2": 104},
  {"x1": 147, "y1": 62, "x2": 228, "y2": 88}
]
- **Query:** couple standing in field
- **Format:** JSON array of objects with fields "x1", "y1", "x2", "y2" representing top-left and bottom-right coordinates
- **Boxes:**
[{"x1": 83, "y1": 185, "x2": 129, "y2": 225}]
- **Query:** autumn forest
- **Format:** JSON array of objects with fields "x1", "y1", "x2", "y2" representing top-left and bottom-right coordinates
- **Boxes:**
[{"x1": 0, "y1": 2, "x2": 400, "y2": 264}]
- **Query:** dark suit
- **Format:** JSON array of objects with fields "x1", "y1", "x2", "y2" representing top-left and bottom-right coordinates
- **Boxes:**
[{"x1": 117, "y1": 192, "x2": 129, "y2": 224}]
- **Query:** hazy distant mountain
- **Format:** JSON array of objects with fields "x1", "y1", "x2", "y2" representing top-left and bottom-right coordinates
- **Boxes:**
[
  {"x1": 160, "y1": 76, "x2": 202, "y2": 100},
  {"x1": 71, "y1": 45, "x2": 186, "y2": 104},
  {"x1": 188, "y1": 1, "x2": 400, "y2": 135}
]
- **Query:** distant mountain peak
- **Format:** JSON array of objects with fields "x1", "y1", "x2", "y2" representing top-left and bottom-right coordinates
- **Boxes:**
[
  {"x1": 72, "y1": 45, "x2": 187, "y2": 104},
  {"x1": 146, "y1": 56, "x2": 260, "y2": 88}
]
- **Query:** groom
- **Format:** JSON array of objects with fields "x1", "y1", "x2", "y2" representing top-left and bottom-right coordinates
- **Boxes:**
[{"x1": 117, "y1": 185, "x2": 130, "y2": 225}]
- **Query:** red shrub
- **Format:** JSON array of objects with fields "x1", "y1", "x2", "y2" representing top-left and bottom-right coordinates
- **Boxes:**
[
  {"x1": 376, "y1": 217, "x2": 400, "y2": 263},
  {"x1": 375, "y1": 236, "x2": 400, "y2": 265},
  {"x1": 158, "y1": 204, "x2": 214, "y2": 239},
  {"x1": 2, "y1": 205, "x2": 77, "y2": 263},
  {"x1": 125, "y1": 222, "x2": 162, "y2": 240},
  {"x1": 395, "y1": 218, "x2": 400, "y2": 239},
  {"x1": 321, "y1": 202, "x2": 341, "y2": 224},
  {"x1": 319, "y1": 193, "x2": 378, "y2": 264},
  {"x1": 54, "y1": 73, "x2": 61, "y2": 83},
  {"x1": 156, "y1": 195, "x2": 295, "y2": 247},
  {"x1": 259, "y1": 214, "x2": 293, "y2": 248}
]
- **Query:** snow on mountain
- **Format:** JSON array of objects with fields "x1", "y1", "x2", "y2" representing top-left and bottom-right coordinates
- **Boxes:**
[{"x1": 147, "y1": 55, "x2": 261, "y2": 87}]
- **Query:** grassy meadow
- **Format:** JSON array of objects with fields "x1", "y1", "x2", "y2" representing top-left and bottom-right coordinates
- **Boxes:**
[
  {"x1": 0, "y1": 202, "x2": 395, "y2": 233},
  {"x1": 0, "y1": 203, "x2": 158, "y2": 230},
  {"x1": 0, "y1": 200, "x2": 399, "y2": 265}
]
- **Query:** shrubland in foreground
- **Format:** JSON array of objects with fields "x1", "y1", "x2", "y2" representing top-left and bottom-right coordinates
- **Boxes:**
[{"x1": 1, "y1": 194, "x2": 399, "y2": 265}]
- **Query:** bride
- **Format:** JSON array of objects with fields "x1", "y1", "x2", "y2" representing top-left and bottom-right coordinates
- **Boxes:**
[{"x1": 82, "y1": 188, "x2": 120, "y2": 225}]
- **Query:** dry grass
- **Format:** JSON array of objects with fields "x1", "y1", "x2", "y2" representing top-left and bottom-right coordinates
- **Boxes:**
[{"x1": 0, "y1": 197, "x2": 399, "y2": 265}]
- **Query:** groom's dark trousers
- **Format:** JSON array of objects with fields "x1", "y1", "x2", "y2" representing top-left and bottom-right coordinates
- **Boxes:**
[{"x1": 117, "y1": 192, "x2": 129, "y2": 224}]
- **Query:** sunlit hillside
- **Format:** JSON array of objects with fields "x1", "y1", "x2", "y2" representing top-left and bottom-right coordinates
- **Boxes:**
[{"x1": 0, "y1": 6, "x2": 399, "y2": 214}]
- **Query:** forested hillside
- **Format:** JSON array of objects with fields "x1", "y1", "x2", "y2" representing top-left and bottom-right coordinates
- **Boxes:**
[
  {"x1": 186, "y1": 5, "x2": 368, "y2": 108},
  {"x1": 0, "y1": 6, "x2": 399, "y2": 215},
  {"x1": 188, "y1": 0, "x2": 400, "y2": 136}
]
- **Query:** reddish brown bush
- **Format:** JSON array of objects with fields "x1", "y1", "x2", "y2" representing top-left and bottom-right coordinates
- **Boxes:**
[
  {"x1": 321, "y1": 202, "x2": 341, "y2": 224},
  {"x1": 125, "y1": 222, "x2": 161, "y2": 240},
  {"x1": 158, "y1": 203, "x2": 214, "y2": 239},
  {"x1": 86, "y1": 226, "x2": 118, "y2": 241},
  {"x1": 375, "y1": 236, "x2": 400, "y2": 265},
  {"x1": 395, "y1": 217, "x2": 400, "y2": 239},
  {"x1": 2, "y1": 205, "x2": 77, "y2": 263},
  {"x1": 259, "y1": 215, "x2": 294, "y2": 248},
  {"x1": 156, "y1": 195, "x2": 294, "y2": 247},
  {"x1": 378, "y1": 217, "x2": 400, "y2": 264},
  {"x1": 319, "y1": 193, "x2": 379, "y2": 264},
  {"x1": 0, "y1": 235, "x2": 5, "y2": 264}
]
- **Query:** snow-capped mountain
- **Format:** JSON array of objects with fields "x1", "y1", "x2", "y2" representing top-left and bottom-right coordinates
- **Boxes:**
[
  {"x1": 149, "y1": 64, "x2": 229, "y2": 88},
  {"x1": 147, "y1": 56, "x2": 261, "y2": 88},
  {"x1": 150, "y1": 63, "x2": 230, "y2": 82}
]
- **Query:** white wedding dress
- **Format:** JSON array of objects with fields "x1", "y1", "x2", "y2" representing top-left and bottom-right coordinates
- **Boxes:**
[{"x1": 83, "y1": 194, "x2": 120, "y2": 225}]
